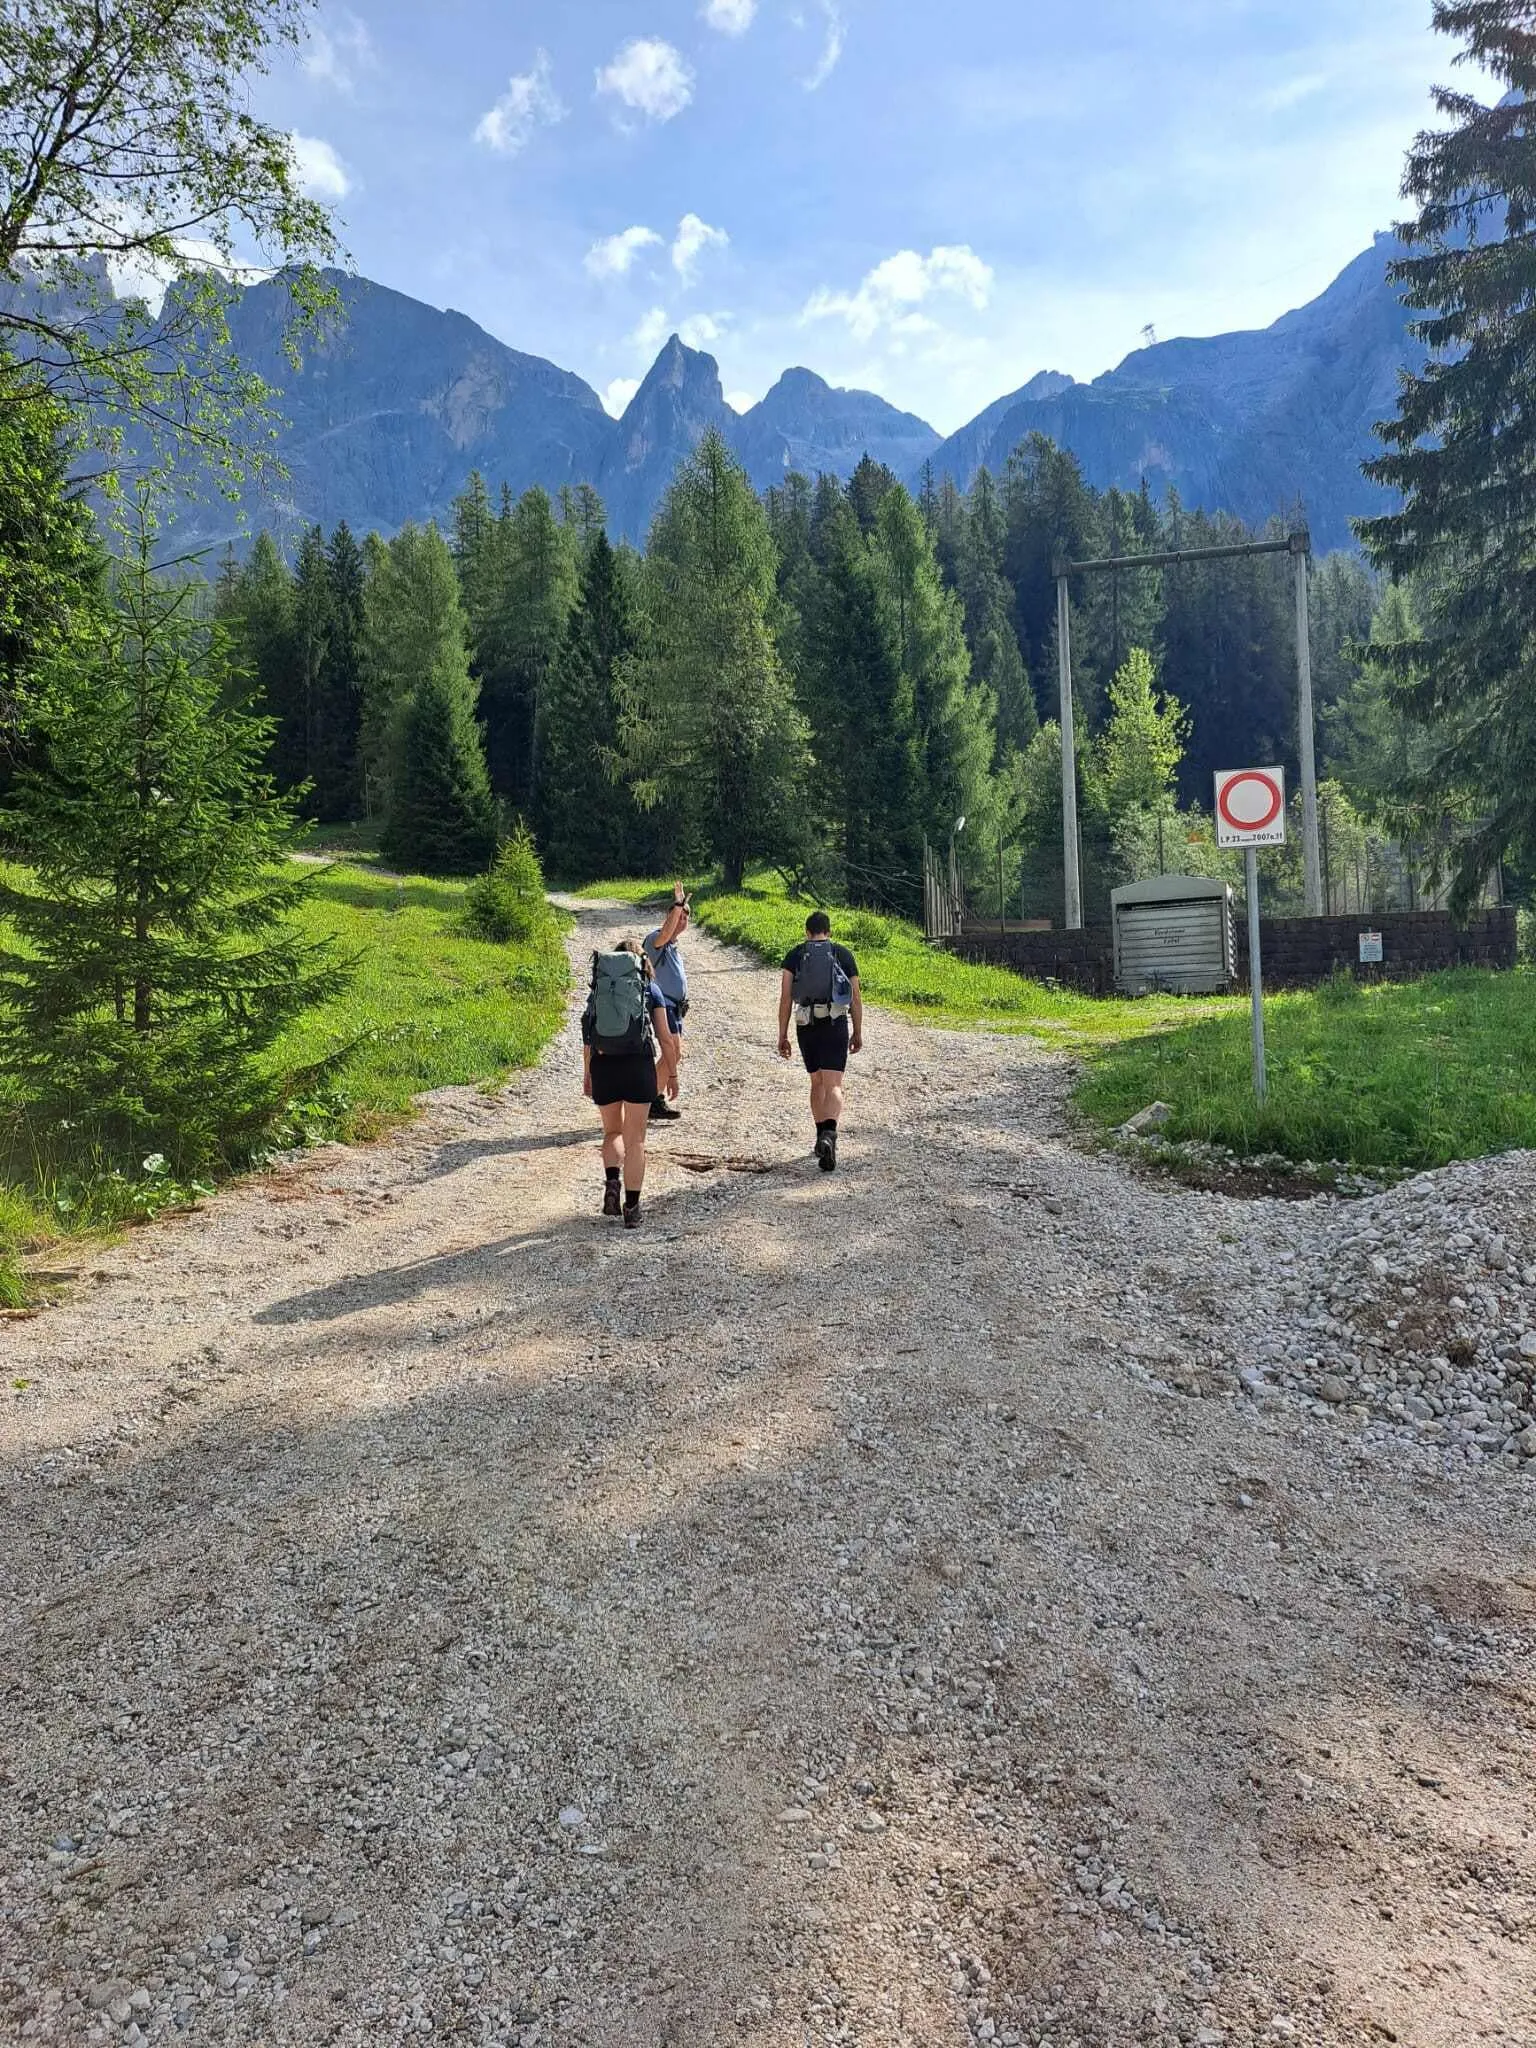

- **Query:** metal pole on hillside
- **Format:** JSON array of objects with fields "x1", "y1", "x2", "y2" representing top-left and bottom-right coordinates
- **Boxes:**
[
  {"x1": 1291, "y1": 530, "x2": 1323, "y2": 916},
  {"x1": 1055, "y1": 562, "x2": 1083, "y2": 931},
  {"x1": 1246, "y1": 846, "x2": 1268, "y2": 1103}
]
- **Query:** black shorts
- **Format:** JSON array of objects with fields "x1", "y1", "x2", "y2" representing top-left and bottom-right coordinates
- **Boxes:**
[
  {"x1": 797, "y1": 1016, "x2": 850, "y2": 1074},
  {"x1": 590, "y1": 1051, "x2": 658, "y2": 1107}
]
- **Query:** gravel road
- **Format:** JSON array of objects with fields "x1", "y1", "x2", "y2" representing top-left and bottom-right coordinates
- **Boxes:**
[{"x1": 3, "y1": 901, "x2": 1534, "y2": 2048}]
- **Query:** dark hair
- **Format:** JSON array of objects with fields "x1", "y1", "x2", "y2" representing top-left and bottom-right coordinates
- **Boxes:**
[{"x1": 805, "y1": 910, "x2": 832, "y2": 936}]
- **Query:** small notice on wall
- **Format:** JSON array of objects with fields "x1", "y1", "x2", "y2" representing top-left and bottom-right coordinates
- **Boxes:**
[{"x1": 1359, "y1": 930, "x2": 1384, "y2": 964}]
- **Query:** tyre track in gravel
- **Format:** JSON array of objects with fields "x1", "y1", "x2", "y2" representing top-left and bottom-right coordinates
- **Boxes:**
[{"x1": 2, "y1": 900, "x2": 1534, "y2": 2048}]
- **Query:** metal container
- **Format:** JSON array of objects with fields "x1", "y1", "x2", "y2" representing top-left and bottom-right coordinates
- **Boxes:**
[{"x1": 1112, "y1": 874, "x2": 1235, "y2": 995}]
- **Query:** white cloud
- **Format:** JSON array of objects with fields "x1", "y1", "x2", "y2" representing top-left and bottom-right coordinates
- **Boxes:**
[
  {"x1": 475, "y1": 50, "x2": 565, "y2": 155},
  {"x1": 672, "y1": 212, "x2": 729, "y2": 283},
  {"x1": 302, "y1": 12, "x2": 375, "y2": 93},
  {"x1": 597, "y1": 38, "x2": 695, "y2": 123},
  {"x1": 726, "y1": 390, "x2": 758, "y2": 413},
  {"x1": 803, "y1": 245, "x2": 994, "y2": 341},
  {"x1": 289, "y1": 132, "x2": 351, "y2": 200},
  {"x1": 678, "y1": 312, "x2": 725, "y2": 348},
  {"x1": 631, "y1": 306, "x2": 672, "y2": 353},
  {"x1": 703, "y1": 0, "x2": 757, "y2": 32},
  {"x1": 803, "y1": 0, "x2": 845, "y2": 90},
  {"x1": 1263, "y1": 72, "x2": 1330, "y2": 114},
  {"x1": 586, "y1": 225, "x2": 664, "y2": 279},
  {"x1": 602, "y1": 377, "x2": 642, "y2": 417}
]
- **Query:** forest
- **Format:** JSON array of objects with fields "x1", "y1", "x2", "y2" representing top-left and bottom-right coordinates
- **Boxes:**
[{"x1": 211, "y1": 429, "x2": 1408, "y2": 923}]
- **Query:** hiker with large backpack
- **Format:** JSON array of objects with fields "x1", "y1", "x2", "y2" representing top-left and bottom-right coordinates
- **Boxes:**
[
  {"x1": 582, "y1": 938, "x2": 678, "y2": 1229},
  {"x1": 777, "y1": 910, "x2": 863, "y2": 1173}
]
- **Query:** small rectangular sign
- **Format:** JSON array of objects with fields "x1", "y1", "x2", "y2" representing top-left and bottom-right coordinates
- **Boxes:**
[
  {"x1": 1215, "y1": 767, "x2": 1288, "y2": 848},
  {"x1": 1359, "y1": 930, "x2": 1383, "y2": 964}
]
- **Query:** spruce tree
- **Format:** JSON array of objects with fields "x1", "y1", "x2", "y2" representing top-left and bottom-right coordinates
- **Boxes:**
[
  {"x1": 871, "y1": 486, "x2": 1000, "y2": 852},
  {"x1": 538, "y1": 533, "x2": 641, "y2": 880},
  {"x1": 380, "y1": 664, "x2": 498, "y2": 876},
  {"x1": 227, "y1": 530, "x2": 297, "y2": 780},
  {"x1": 617, "y1": 429, "x2": 809, "y2": 889},
  {"x1": 0, "y1": 354, "x2": 97, "y2": 744},
  {"x1": 287, "y1": 523, "x2": 331, "y2": 801},
  {"x1": 804, "y1": 496, "x2": 924, "y2": 903},
  {"x1": 493, "y1": 488, "x2": 578, "y2": 809},
  {"x1": 1356, "y1": 0, "x2": 1536, "y2": 902},
  {"x1": 312, "y1": 521, "x2": 366, "y2": 821},
  {"x1": 0, "y1": 506, "x2": 346, "y2": 1171},
  {"x1": 361, "y1": 523, "x2": 468, "y2": 814}
]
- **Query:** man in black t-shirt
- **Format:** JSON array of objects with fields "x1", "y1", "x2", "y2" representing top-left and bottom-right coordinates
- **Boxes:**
[{"x1": 778, "y1": 910, "x2": 863, "y2": 1172}]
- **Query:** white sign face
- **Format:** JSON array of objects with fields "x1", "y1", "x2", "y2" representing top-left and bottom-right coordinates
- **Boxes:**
[
  {"x1": 1214, "y1": 767, "x2": 1288, "y2": 848},
  {"x1": 1359, "y1": 930, "x2": 1383, "y2": 964}
]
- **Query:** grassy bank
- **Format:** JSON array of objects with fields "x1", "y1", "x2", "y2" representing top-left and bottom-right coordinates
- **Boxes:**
[
  {"x1": 1075, "y1": 967, "x2": 1536, "y2": 1173},
  {"x1": 0, "y1": 859, "x2": 569, "y2": 1295},
  {"x1": 578, "y1": 872, "x2": 1218, "y2": 1046}
]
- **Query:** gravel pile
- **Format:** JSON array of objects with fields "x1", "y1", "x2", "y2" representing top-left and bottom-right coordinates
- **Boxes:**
[{"x1": 1227, "y1": 1154, "x2": 1536, "y2": 1473}]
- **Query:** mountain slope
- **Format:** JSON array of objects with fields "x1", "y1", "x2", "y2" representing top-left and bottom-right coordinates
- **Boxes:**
[
  {"x1": 32, "y1": 233, "x2": 1418, "y2": 555},
  {"x1": 922, "y1": 236, "x2": 1415, "y2": 550},
  {"x1": 166, "y1": 270, "x2": 614, "y2": 551},
  {"x1": 732, "y1": 366, "x2": 940, "y2": 492}
]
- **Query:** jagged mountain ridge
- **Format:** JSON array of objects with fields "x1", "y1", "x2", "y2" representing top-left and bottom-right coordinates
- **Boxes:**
[
  {"x1": 919, "y1": 236, "x2": 1418, "y2": 549},
  {"x1": 36, "y1": 233, "x2": 1415, "y2": 555}
]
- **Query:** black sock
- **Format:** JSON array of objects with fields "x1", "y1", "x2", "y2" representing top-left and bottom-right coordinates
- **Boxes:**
[
  {"x1": 624, "y1": 1189, "x2": 640, "y2": 1211},
  {"x1": 605, "y1": 1165, "x2": 620, "y2": 1184}
]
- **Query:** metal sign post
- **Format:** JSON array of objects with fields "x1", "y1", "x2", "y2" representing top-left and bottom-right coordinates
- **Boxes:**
[
  {"x1": 1216, "y1": 767, "x2": 1288, "y2": 1105},
  {"x1": 1245, "y1": 847, "x2": 1267, "y2": 1102}
]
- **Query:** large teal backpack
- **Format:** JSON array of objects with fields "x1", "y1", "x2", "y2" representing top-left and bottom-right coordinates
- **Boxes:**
[{"x1": 590, "y1": 952, "x2": 649, "y2": 1055}]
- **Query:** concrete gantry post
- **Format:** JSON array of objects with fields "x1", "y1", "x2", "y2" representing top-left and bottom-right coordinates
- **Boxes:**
[{"x1": 1054, "y1": 560, "x2": 1083, "y2": 932}]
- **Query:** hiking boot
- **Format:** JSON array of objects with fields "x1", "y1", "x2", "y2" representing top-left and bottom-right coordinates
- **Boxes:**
[
  {"x1": 815, "y1": 1127, "x2": 838, "y2": 1173},
  {"x1": 602, "y1": 1181, "x2": 621, "y2": 1218},
  {"x1": 623, "y1": 1200, "x2": 642, "y2": 1230},
  {"x1": 649, "y1": 1097, "x2": 682, "y2": 1122}
]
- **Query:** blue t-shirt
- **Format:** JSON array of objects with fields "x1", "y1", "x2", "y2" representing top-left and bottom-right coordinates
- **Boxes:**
[{"x1": 644, "y1": 929, "x2": 688, "y2": 1005}]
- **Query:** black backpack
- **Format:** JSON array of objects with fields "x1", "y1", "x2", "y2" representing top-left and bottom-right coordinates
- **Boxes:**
[{"x1": 793, "y1": 938, "x2": 852, "y2": 1011}]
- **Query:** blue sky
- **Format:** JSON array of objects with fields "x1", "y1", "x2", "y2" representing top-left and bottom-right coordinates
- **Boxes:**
[{"x1": 264, "y1": 0, "x2": 1458, "y2": 433}]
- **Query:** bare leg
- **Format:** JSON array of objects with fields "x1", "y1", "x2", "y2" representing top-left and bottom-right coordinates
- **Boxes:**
[
  {"x1": 810, "y1": 1071, "x2": 845, "y2": 1126},
  {"x1": 600, "y1": 1102, "x2": 624, "y2": 1172},
  {"x1": 620, "y1": 1100, "x2": 650, "y2": 1192}
]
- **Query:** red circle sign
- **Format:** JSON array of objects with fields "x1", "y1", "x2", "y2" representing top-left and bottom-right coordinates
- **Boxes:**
[{"x1": 1218, "y1": 770, "x2": 1283, "y2": 834}]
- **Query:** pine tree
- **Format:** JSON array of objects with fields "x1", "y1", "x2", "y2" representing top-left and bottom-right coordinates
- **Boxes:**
[
  {"x1": 559, "y1": 482, "x2": 609, "y2": 565},
  {"x1": 225, "y1": 531, "x2": 295, "y2": 778},
  {"x1": 311, "y1": 521, "x2": 366, "y2": 821},
  {"x1": 538, "y1": 533, "x2": 641, "y2": 880},
  {"x1": 617, "y1": 429, "x2": 809, "y2": 890},
  {"x1": 0, "y1": 504, "x2": 346, "y2": 1171},
  {"x1": 847, "y1": 454, "x2": 900, "y2": 535},
  {"x1": 501, "y1": 488, "x2": 579, "y2": 810},
  {"x1": 380, "y1": 654, "x2": 498, "y2": 876},
  {"x1": 0, "y1": 354, "x2": 98, "y2": 746},
  {"x1": 803, "y1": 495, "x2": 924, "y2": 903},
  {"x1": 871, "y1": 486, "x2": 1000, "y2": 852},
  {"x1": 1355, "y1": 2, "x2": 1536, "y2": 901},
  {"x1": 287, "y1": 523, "x2": 331, "y2": 802},
  {"x1": 360, "y1": 523, "x2": 469, "y2": 814}
]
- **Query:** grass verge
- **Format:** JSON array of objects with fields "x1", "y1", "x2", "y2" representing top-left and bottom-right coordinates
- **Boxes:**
[
  {"x1": 576, "y1": 872, "x2": 1222, "y2": 1046},
  {"x1": 0, "y1": 859, "x2": 570, "y2": 1291},
  {"x1": 1075, "y1": 967, "x2": 1536, "y2": 1173}
]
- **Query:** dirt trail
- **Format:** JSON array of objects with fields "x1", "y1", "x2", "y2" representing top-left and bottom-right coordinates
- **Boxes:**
[{"x1": 2, "y1": 902, "x2": 1534, "y2": 2048}]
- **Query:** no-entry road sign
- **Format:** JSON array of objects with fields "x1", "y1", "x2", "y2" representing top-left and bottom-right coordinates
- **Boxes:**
[{"x1": 1215, "y1": 767, "x2": 1288, "y2": 848}]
